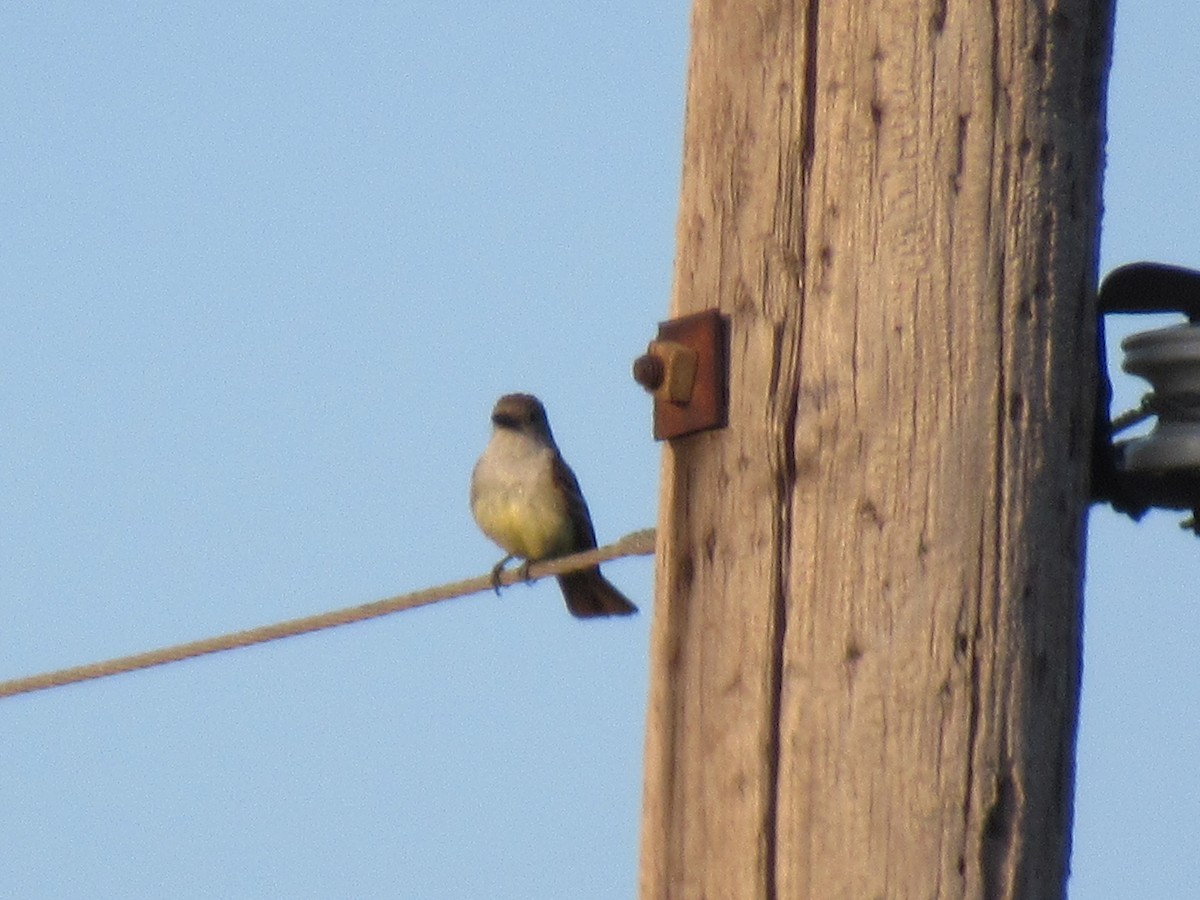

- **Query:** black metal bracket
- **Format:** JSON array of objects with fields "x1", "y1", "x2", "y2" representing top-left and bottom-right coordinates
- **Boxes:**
[{"x1": 1093, "y1": 262, "x2": 1200, "y2": 530}]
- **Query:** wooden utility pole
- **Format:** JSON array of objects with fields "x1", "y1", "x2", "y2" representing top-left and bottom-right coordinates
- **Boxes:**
[{"x1": 639, "y1": 2, "x2": 1113, "y2": 898}]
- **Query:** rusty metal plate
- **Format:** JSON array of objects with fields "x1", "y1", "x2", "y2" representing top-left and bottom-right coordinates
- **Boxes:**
[{"x1": 641, "y1": 309, "x2": 728, "y2": 441}]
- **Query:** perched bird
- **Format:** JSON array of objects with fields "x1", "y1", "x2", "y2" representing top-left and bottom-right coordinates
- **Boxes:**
[{"x1": 470, "y1": 393, "x2": 637, "y2": 618}]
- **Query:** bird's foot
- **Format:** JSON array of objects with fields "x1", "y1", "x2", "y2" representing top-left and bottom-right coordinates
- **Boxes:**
[{"x1": 490, "y1": 555, "x2": 514, "y2": 595}]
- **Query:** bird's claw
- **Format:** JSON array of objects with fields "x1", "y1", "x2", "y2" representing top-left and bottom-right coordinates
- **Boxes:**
[{"x1": 490, "y1": 555, "x2": 514, "y2": 595}]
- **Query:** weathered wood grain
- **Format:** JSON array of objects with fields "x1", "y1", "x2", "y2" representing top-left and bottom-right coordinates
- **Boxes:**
[{"x1": 640, "y1": 2, "x2": 1112, "y2": 898}]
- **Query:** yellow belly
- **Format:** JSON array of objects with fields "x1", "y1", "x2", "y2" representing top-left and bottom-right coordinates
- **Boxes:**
[{"x1": 472, "y1": 492, "x2": 573, "y2": 561}]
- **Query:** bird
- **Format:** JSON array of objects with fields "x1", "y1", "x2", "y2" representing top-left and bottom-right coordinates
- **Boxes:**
[{"x1": 470, "y1": 392, "x2": 637, "y2": 618}]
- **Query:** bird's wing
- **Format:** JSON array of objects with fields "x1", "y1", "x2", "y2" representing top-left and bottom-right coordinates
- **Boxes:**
[{"x1": 550, "y1": 452, "x2": 598, "y2": 552}]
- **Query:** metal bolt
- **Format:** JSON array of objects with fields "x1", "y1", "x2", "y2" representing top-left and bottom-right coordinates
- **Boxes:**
[{"x1": 633, "y1": 353, "x2": 665, "y2": 392}]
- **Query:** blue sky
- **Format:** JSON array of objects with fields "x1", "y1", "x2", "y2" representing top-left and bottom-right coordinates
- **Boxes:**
[{"x1": 1, "y1": 3, "x2": 1197, "y2": 898}]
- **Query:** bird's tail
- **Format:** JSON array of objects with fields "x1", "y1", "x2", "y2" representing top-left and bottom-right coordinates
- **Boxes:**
[{"x1": 557, "y1": 568, "x2": 638, "y2": 618}]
